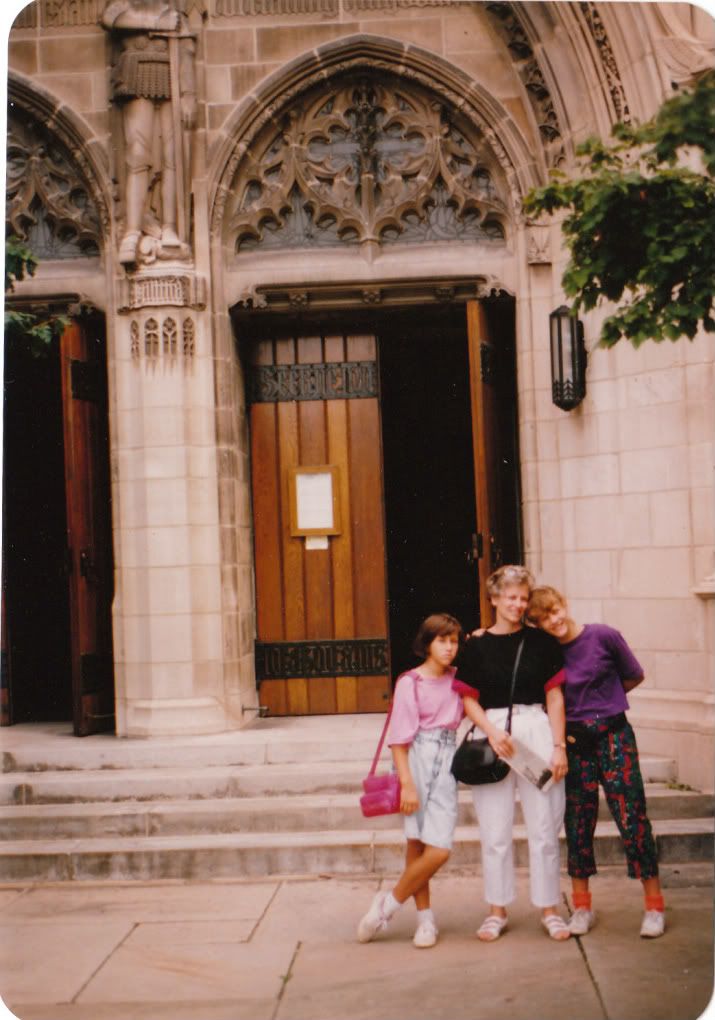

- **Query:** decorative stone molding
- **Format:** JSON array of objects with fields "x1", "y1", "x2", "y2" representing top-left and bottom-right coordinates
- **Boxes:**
[
  {"x1": 44, "y1": 0, "x2": 101, "y2": 26},
  {"x1": 183, "y1": 316, "x2": 195, "y2": 357},
  {"x1": 8, "y1": 76, "x2": 112, "y2": 236},
  {"x1": 130, "y1": 320, "x2": 140, "y2": 358},
  {"x1": 6, "y1": 111, "x2": 102, "y2": 258},
  {"x1": 234, "y1": 274, "x2": 512, "y2": 312},
  {"x1": 215, "y1": 0, "x2": 336, "y2": 13},
  {"x1": 129, "y1": 313, "x2": 196, "y2": 361},
  {"x1": 344, "y1": 0, "x2": 462, "y2": 8},
  {"x1": 118, "y1": 273, "x2": 207, "y2": 312},
  {"x1": 485, "y1": 2, "x2": 565, "y2": 167},
  {"x1": 14, "y1": 0, "x2": 205, "y2": 27},
  {"x1": 212, "y1": 0, "x2": 459, "y2": 12},
  {"x1": 226, "y1": 75, "x2": 508, "y2": 253},
  {"x1": 212, "y1": 39, "x2": 536, "y2": 238},
  {"x1": 525, "y1": 220, "x2": 551, "y2": 264},
  {"x1": 578, "y1": 2, "x2": 631, "y2": 124}
]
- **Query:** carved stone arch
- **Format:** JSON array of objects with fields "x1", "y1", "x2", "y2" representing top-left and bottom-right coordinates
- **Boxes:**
[
  {"x1": 486, "y1": 3, "x2": 638, "y2": 163},
  {"x1": 7, "y1": 73, "x2": 112, "y2": 257},
  {"x1": 211, "y1": 34, "x2": 542, "y2": 244}
]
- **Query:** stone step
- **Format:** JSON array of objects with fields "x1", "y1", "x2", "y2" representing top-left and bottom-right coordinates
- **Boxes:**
[
  {"x1": 0, "y1": 817, "x2": 711, "y2": 883},
  {"x1": 0, "y1": 718, "x2": 396, "y2": 773},
  {"x1": 0, "y1": 754, "x2": 680, "y2": 805},
  {"x1": 0, "y1": 785, "x2": 711, "y2": 841},
  {"x1": 0, "y1": 721, "x2": 681, "y2": 780}
]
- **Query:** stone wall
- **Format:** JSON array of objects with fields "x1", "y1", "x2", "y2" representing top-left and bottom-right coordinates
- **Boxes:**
[{"x1": 6, "y1": 2, "x2": 714, "y2": 783}]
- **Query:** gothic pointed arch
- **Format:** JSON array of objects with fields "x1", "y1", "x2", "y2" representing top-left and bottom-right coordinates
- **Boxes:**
[
  {"x1": 211, "y1": 34, "x2": 542, "y2": 253},
  {"x1": 6, "y1": 73, "x2": 112, "y2": 260}
]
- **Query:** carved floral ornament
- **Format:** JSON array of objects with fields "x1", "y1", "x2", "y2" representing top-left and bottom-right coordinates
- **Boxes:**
[
  {"x1": 6, "y1": 112, "x2": 102, "y2": 259},
  {"x1": 224, "y1": 76, "x2": 510, "y2": 254}
]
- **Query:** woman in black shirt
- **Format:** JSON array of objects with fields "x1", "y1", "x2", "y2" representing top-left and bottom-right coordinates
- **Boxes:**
[{"x1": 454, "y1": 565, "x2": 570, "y2": 941}]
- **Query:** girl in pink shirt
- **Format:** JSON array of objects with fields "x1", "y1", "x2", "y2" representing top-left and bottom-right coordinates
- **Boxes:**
[{"x1": 357, "y1": 613, "x2": 466, "y2": 949}]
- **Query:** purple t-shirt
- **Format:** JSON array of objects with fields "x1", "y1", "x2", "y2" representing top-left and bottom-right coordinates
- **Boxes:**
[{"x1": 562, "y1": 623, "x2": 643, "y2": 723}]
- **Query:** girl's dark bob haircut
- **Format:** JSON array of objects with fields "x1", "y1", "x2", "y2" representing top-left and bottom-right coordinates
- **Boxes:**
[{"x1": 412, "y1": 613, "x2": 463, "y2": 658}]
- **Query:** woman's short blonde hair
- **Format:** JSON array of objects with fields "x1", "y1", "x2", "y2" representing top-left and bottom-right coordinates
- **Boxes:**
[
  {"x1": 485, "y1": 564, "x2": 535, "y2": 598},
  {"x1": 526, "y1": 585, "x2": 566, "y2": 623}
]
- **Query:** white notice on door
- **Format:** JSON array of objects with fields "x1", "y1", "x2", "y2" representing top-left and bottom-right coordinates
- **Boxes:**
[{"x1": 295, "y1": 471, "x2": 334, "y2": 531}]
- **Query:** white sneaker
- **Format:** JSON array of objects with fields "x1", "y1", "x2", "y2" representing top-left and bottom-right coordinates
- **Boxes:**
[
  {"x1": 640, "y1": 909, "x2": 665, "y2": 938},
  {"x1": 569, "y1": 908, "x2": 596, "y2": 936},
  {"x1": 413, "y1": 918, "x2": 438, "y2": 948},
  {"x1": 357, "y1": 891, "x2": 390, "y2": 943}
]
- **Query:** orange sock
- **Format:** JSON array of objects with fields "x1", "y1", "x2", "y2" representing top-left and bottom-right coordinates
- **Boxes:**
[
  {"x1": 645, "y1": 894, "x2": 665, "y2": 912},
  {"x1": 572, "y1": 891, "x2": 592, "y2": 910}
]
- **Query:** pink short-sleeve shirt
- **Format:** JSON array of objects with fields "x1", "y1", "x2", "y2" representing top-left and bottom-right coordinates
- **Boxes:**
[{"x1": 386, "y1": 668, "x2": 465, "y2": 746}]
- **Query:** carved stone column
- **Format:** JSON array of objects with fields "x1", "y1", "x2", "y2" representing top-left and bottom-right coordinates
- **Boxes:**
[
  {"x1": 111, "y1": 278, "x2": 226, "y2": 736},
  {"x1": 99, "y1": 2, "x2": 222, "y2": 736}
]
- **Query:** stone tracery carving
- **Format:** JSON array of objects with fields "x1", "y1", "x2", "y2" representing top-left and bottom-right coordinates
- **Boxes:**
[
  {"x1": 131, "y1": 314, "x2": 194, "y2": 360},
  {"x1": 579, "y1": 2, "x2": 631, "y2": 124},
  {"x1": 145, "y1": 317, "x2": 160, "y2": 357},
  {"x1": 485, "y1": 2, "x2": 565, "y2": 167},
  {"x1": 130, "y1": 319, "x2": 141, "y2": 358},
  {"x1": 226, "y1": 77, "x2": 508, "y2": 252},
  {"x1": 162, "y1": 316, "x2": 178, "y2": 355},
  {"x1": 6, "y1": 113, "x2": 102, "y2": 258}
]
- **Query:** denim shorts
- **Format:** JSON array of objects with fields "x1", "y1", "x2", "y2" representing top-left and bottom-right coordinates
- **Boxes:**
[{"x1": 404, "y1": 728, "x2": 458, "y2": 850}]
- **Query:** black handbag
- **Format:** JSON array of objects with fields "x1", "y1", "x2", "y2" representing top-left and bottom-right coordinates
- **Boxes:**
[{"x1": 451, "y1": 636, "x2": 525, "y2": 786}]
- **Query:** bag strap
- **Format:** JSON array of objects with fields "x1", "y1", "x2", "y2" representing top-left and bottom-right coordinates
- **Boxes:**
[
  {"x1": 368, "y1": 670, "x2": 420, "y2": 777},
  {"x1": 504, "y1": 636, "x2": 526, "y2": 734}
]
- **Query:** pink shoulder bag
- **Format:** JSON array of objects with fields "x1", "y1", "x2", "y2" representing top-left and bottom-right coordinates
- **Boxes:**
[
  {"x1": 360, "y1": 672, "x2": 419, "y2": 817},
  {"x1": 359, "y1": 693, "x2": 401, "y2": 817}
]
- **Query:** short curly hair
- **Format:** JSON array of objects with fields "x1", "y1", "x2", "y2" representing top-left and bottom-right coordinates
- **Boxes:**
[
  {"x1": 526, "y1": 585, "x2": 566, "y2": 623},
  {"x1": 485, "y1": 564, "x2": 535, "y2": 598},
  {"x1": 412, "y1": 613, "x2": 463, "y2": 658}
]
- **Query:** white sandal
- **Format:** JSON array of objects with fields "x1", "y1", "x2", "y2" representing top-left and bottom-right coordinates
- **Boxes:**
[
  {"x1": 477, "y1": 914, "x2": 508, "y2": 942},
  {"x1": 541, "y1": 914, "x2": 571, "y2": 941}
]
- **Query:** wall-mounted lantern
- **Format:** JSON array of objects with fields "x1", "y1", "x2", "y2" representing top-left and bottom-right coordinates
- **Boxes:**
[{"x1": 549, "y1": 305, "x2": 587, "y2": 411}]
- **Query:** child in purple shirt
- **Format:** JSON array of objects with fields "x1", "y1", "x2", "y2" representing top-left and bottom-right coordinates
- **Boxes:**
[{"x1": 528, "y1": 586, "x2": 665, "y2": 939}]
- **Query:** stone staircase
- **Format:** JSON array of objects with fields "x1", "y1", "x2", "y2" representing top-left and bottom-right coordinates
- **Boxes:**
[{"x1": 1, "y1": 718, "x2": 712, "y2": 882}]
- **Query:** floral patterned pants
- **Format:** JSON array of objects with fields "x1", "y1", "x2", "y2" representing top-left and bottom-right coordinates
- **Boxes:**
[{"x1": 565, "y1": 717, "x2": 659, "y2": 880}]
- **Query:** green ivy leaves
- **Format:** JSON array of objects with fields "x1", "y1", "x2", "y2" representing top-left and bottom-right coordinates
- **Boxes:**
[{"x1": 524, "y1": 70, "x2": 715, "y2": 348}]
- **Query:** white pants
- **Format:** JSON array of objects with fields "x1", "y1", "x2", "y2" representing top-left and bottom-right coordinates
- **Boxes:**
[{"x1": 471, "y1": 704, "x2": 565, "y2": 909}]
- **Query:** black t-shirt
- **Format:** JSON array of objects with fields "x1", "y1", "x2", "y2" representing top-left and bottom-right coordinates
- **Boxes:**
[{"x1": 455, "y1": 626, "x2": 564, "y2": 709}]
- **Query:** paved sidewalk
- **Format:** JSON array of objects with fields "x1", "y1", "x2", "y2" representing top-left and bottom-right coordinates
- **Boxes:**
[{"x1": 1, "y1": 863, "x2": 712, "y2": 1020}]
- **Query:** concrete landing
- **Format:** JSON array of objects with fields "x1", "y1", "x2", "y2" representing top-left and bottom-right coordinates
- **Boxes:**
[{"x1": 0, "y1": 863, "x2": 712, "y2": 1020}]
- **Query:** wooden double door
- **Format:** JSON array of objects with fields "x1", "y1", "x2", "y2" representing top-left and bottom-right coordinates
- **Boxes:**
[
  {"x1": 243, "y1": 300, "x2": 521, "y2": 716},
  {"x1": 2, "y1": 315, "x2": 115, "y2": 735}
]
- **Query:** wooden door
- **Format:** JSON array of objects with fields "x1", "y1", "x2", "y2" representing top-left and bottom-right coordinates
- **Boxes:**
[
  {"x1": 467, "y1": 298, "x2": 522, "y2": 627},
  {"x1": 60, "y1": 319, "x2": 115, "y2": 735},
  {"x1": 247, "y1": 329, "x2": 391, "y2": 716}
]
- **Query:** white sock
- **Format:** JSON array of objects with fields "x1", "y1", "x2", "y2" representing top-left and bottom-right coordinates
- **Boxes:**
[
  {"x1": 383, "y1": 892, "x2": 401, "y2": 917},
  {"x1": 416, "y1": 908, "x2": 435, "y2": 924}
]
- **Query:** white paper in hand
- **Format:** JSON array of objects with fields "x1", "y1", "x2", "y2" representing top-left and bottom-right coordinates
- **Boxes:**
[{"x1": 504, "y1": 736, "x2": 555, "y2": 792}]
